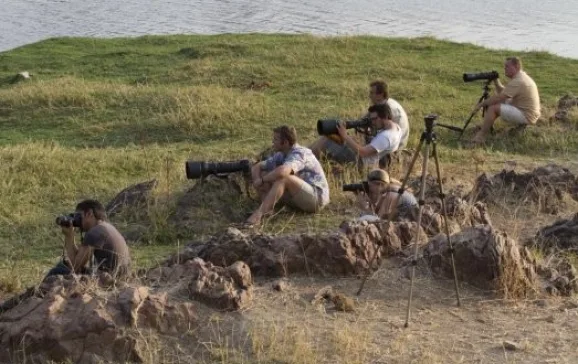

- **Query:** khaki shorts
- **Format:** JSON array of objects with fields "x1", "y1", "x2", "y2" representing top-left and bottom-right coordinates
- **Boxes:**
[
  {"x1": 500, "y1": 104, "x2": 527, "y2": 125},
  {"x1": 281, "y1": 181, "x2": 320, "y2": 213}
]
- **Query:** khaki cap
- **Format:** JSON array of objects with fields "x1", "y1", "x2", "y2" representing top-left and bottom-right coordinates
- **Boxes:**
[{"x1": 367, "y1": 169, "x2": 390, "y2": 183}]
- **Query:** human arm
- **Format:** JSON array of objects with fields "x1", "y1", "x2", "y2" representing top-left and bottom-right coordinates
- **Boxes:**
[
  {"x1": 473, "y1": 92, "x2": 509, "y2": 112},
  {"x1": 62, "y1": 226, "x2": 93, "y2": 273},
  {"x1": 337, "y1": 122, "x2": 377, "y2": 158},
  {"x1": 493, "y1": 78, "x2": 505, "y2": 93},
  {"x1": 252, "y1": 161, "x2": 266, "y2": 187}
]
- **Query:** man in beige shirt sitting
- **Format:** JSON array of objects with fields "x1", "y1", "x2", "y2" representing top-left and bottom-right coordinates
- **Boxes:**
[{"x1": 471, "y1": 56, "x2": 540, "y2": 145}]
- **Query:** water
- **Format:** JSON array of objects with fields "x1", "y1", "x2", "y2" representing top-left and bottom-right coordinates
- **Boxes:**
[{"x1": 1, "y1": 0, "x2": 577, "y2": 59}]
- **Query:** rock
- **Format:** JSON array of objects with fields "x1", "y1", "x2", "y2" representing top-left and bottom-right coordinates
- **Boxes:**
[
  {"x1": 105, "y1": 179, "x2": 158, "y2": 218},
  {"x1": 528, "y1": 213, "x2": 578, "y2": 251},
  {"x1": 165, "y1": 220, "x2": 427, "y2": 278},
  {"x1": 469, "y1": 164, "x2": 578, "y2": 214},
  {"x1": 503, "y1": 340, "x2": 522, "y2": 351},
  {"x1": 272, "y1": 279, "x2": 289, "y2": 292},
  {"x1": 424, "y1": 225, "x2": 538, "y2": 297},
  {"x1": 331, "y1": 293, "x2": 355, "y2": 312},
  {"x1": 0, "y1": 257, "x2": 251, "y2": 362}
]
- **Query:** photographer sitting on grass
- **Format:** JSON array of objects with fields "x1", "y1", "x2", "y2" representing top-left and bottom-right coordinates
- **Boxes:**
[
  {"x1": 46, "y1": 199, "x2": 131, "y2": 280},
  {"x1": 311, "y1": 80, "x2": 409, "y2": 168},
  {"x1": 356, "y1": 169, "x2": 418, "y2": 221},
  {"x1": 332, "y1": 103, "x2": 402, "y2": 170},
  {"x1": 470, "y1": 56, "x2": 541, "y2": 146},
  {"x1": 246, "y1": 126, "x2": 330, "y2": 227}
]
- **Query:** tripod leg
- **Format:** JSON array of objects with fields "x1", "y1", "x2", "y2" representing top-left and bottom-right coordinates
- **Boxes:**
[
  {"x1": 404, "y1": 141, "x2": 430, "y2": 328},
  {"x1": 431, "y1": 143, "x2": 461, "y2": 307},
  {"x1": 356, "y1": 137, "x2": 425, "y2": 296}
]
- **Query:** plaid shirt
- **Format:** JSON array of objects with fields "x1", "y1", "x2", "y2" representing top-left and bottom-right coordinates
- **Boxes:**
[{"x1": 264, "y1": 144, "x2": 330, "y2": 206}]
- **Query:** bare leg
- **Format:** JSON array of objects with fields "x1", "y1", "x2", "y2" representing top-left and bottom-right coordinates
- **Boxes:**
[
  {"x1": 472, "y1": 104, "x2": 501, "y2": 143},
  {"x1": 246, "y1": 175, "x2": 306, "y2": 225},
  {"x1": 309, "y1": 136, "x2": 329, "y2": 158}
]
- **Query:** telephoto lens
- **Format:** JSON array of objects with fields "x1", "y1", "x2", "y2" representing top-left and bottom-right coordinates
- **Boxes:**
[
  {"x1": 317, "y1": 117, "x2": 371, "y2": 136},
  {"x1": 185, "y1": 159, "x2": 251, "y2": 179},
  {"x1": 462, "y1": 71, "x2": 499, "y2": 83},
  {"x1": 342, "y1": 181, "x2": 369, "y2": 193}
]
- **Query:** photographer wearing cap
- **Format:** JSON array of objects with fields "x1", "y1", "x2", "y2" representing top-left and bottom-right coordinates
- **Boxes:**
[
  {"x1": 311, "y1": 80, "x2": 409, "y2": 167},
  {"x1": 470, "y1": 56, "x2": 540, "y2": 145},
  {"x1": 357, "y1": 169, "x2": 417, "y2": 221},
  {"x1": 46, "y1": 199, "x2": 130, "y2": 279},
  {"x1": 246, "y1": 126, "x2": 330, "y2": 226}
]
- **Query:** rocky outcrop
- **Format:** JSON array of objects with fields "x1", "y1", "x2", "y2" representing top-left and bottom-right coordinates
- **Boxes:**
[
  {"x1": 470, "y1": 164, "x2": 578, "y2": 214},
  {"x1": 170, "y1": 174, "x2": 255, "y2": 235},
  {"x1": 528, "y1": 213, "x2": 578, "y2": 251},
  {"x1": 166, "y1": 221, "x2": 428, "y2": 278},
  {"x1": 552, "y1": 94, "x2": 578, "y2": 123},
  {"x1": 105, "y1": 179, "x2": 158, "y2": 217},
  {"x1": 146, "y1": 258, "x2": 252, "y2": 310},
  {"x1": 0, "y1": 258, "x2": 252, "y2": 363},
  {"x1": 424, "y1": 225, "x2": 538, "y2": 297}
]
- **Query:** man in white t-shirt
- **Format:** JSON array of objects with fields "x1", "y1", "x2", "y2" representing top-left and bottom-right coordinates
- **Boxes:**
[
  {"x1": 336, "y1": 103, "x2": 401, "y2": 170},
  {"x1": 311, "y1": 80, "x2": 410, "y2": 166}
]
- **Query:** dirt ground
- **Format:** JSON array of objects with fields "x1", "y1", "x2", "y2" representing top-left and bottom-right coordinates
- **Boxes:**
[{"x1": 184, "y1": 260, "x2": 578, "y2": 364}]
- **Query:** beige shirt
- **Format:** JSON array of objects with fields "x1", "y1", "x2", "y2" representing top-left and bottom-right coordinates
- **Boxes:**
[{"x1": 502, "y1": 71, "x2": 541, "y2": 124}]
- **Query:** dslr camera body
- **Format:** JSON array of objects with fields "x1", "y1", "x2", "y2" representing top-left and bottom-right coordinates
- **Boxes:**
[{"x1": 55, "y1": 212, "x2": 82, "y2": 228}]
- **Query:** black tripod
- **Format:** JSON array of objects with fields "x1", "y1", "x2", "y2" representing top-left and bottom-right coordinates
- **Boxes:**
[
  {"x1": 458, "y1": 80, "x2": 492, "y2": 139},
  {"x1": 356, "y1": 114, "x2": 462, "y2": 327}
]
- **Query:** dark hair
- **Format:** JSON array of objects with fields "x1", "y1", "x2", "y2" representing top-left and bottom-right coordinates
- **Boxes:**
[
  {"x1": 76, "y1": 199, "x2": 107, "y2": 220},
  {"x1": 368, "y1": 103, "x2": 392, "y2": 120},
  {"x1": 370, "y1": 80, "x2": 389, "y2": 99},
  {"x1": 273, "y1": 125, "x2": 297, "y2": 146}
]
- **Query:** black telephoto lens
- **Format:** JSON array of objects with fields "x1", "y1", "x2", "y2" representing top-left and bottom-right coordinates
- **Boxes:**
[{"x1": 185, "y1": 160, "x2": 251, "y2": 179}]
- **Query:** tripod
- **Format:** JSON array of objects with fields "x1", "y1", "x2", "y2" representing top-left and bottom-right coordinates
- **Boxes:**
[
  {"x1": 356, "y1": 114, "x2": 461, "y2": 328},
  {"x1": 458, "y1": 80, "x2": 492, "y2": 139}
]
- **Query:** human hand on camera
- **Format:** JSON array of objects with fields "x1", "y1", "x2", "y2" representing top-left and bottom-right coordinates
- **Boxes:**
[
  {"x1": 337, "y1": 121, "x2": 347, "y2": 138},
  {"x1": 61, "y1": 225, "x2": 75, "y2": 237}
]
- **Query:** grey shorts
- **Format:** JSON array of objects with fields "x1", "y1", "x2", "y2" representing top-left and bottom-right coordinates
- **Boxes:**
[
  {"x1": 325, "y1": 139, "x2": 357, "y2": 164},
  {"x1": 500, "y1": 104, "x2": 527, "y2": 125},
  {"x1": 281, "y1": 182, "x2": 321, "y2": 213},
  {"x1": 325, "y1": 139, "x2": 392, "y2": 169}
]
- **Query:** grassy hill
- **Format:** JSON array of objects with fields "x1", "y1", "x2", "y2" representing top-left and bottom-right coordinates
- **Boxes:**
[{"x1": 1, "y1": 34, "x2": 577, "y2": 289}]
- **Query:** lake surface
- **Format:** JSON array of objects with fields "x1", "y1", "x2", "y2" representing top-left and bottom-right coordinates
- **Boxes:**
[{"x1": 1, "y1": 0, "x2": 577, "y2": 59}]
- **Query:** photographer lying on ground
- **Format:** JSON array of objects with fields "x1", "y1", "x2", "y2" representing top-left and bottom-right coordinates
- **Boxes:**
[
  {"x1": 46, "y1": 199, "x2": 131, "y2": 280},
  {"x1": 470, "y1": 56, "x2": 541, "y2": 146},
  {"x1": 311, "y1": 80, "x2": 409, "y2": 168},
  {"x1": 245, "y1": 126, "x2": 330, "y2": 227},
  {"x1": 354, "y1": 169, "x2": 418, "y2": 221}
]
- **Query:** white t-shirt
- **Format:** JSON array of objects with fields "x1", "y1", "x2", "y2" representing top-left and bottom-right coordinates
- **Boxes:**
[
  {"x1": 362, "y1": 124, "x2": 402, "y2": 167},
  {"x1": 386, "y1": 98, "x2": 410, "y2": 148}
]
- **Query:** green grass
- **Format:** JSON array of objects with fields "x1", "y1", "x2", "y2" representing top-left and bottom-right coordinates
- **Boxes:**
[{"x1": 1, "y1": 34, "x2": 577, "y2": 288}]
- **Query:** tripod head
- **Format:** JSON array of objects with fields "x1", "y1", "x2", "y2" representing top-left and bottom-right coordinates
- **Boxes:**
[{"x1": 424, "y1": 114, "x2": 437, "y2": 135}]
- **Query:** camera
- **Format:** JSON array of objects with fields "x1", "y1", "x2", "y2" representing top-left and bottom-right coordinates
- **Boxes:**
[
  {"x1": 462, "y1": 71, "x2": 499, "y2": 83},
  {"x1": 317, "y1": 116, "x2": 371, "y2": 136},
  {"x1": 185, "y1": 159, "x2": 252, "y2": 179},
  {"x1": 55, "y1": 212, "x2": 82, "y2": 228},
  {"x1": 342, "y1": 181, "x2": 369, "y2": 193}
]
